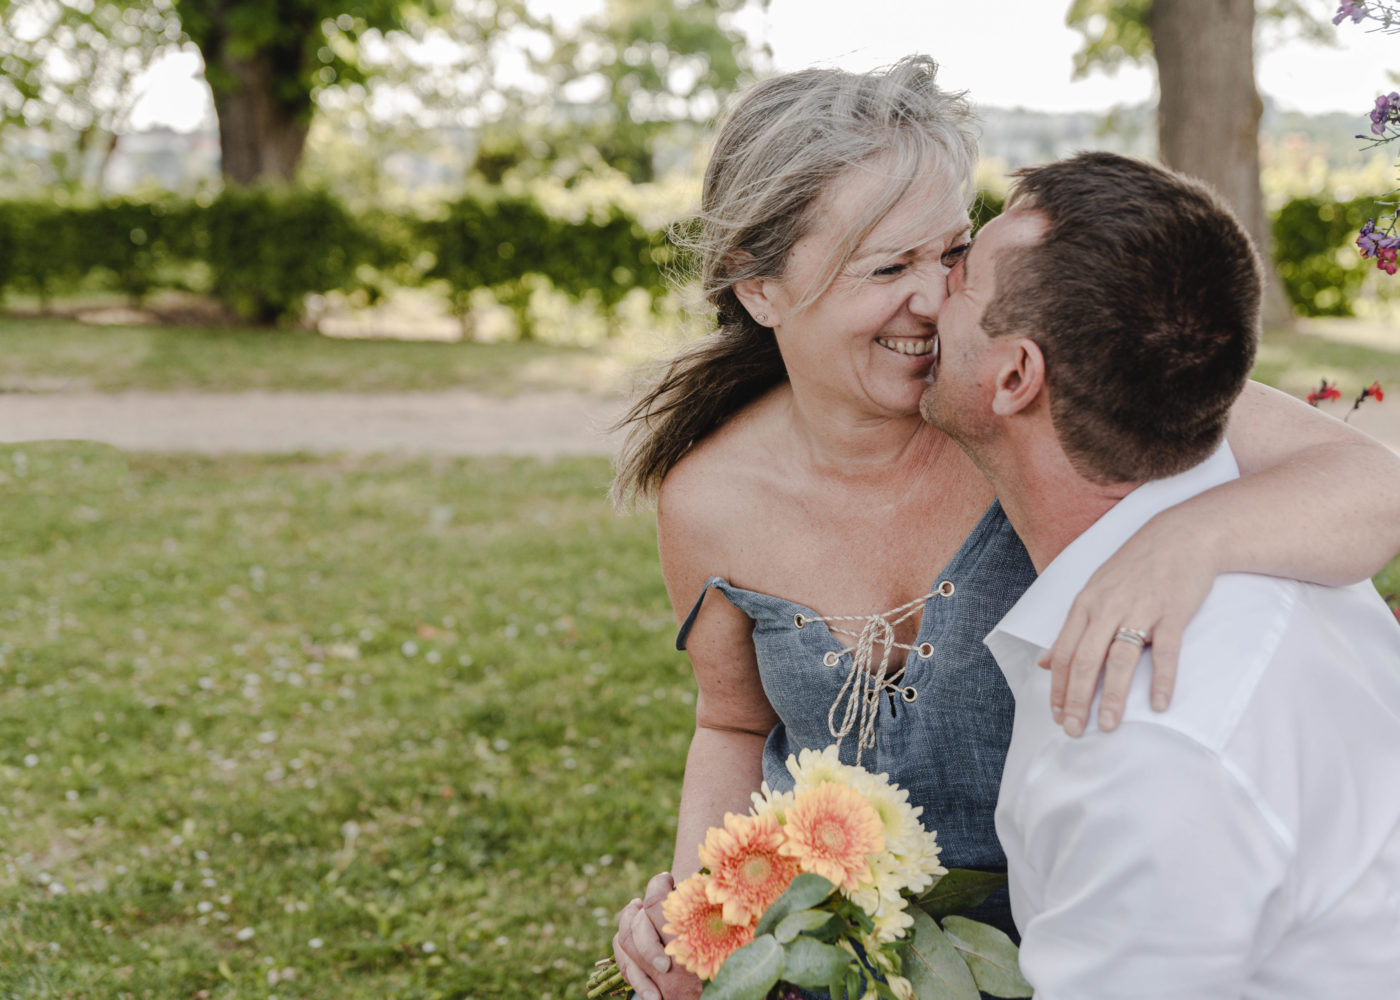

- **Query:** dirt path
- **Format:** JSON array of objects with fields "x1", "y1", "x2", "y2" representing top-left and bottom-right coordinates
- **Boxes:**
[
  {"x1": 0, "y1": 390, "x2": 629, "y2": 457},
  {"x1": 0, "y1": 388, "x2": 1395, "y2": 457}
]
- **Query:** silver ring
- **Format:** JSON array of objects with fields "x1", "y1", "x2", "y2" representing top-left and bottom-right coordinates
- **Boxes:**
[{"x1": 1113, "y1": 627, "x2": 1149, "y2": 648}]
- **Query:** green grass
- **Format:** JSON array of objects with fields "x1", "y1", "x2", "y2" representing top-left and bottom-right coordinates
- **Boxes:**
[
  {"x1": 1, "y1": 314, "x2": 1397, "y2": 998},
  {"x1": 1253, "y1": 317, "x2": 1400, "y2": 399},
  {"x1": 0, "y1": 453, "x2": 689, "y2": 1000},
  {"x1": 0, "y1": 316, "x2": 624, "y2": 395}
]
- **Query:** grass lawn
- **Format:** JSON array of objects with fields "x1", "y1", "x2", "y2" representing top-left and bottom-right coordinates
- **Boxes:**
[
  {"x1": 0, "y1": 454, "x2": 689, "y2": 999},
  {"x1": 0, "y1": 316, "x2": 630, "y2": 396},
  {"x1": 1, "y1": 314, "x2": 1397, "y2": 998}
]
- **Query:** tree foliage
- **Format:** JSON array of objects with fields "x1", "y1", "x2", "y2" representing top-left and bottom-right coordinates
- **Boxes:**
[
  {"x1": 1065, "y1": 0, "x2": 1331, "y2": 78},
  {"x1": 0, "y1": 0, "x2": 186, "y2": 191},
  {"x1": 502, "y1": 0, "x2": 770, "y2": 182}
]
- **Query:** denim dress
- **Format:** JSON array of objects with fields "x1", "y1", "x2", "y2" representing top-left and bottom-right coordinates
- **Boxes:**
[{"x1": 677, "y1": 501, "x2": 1035, "y2": 943}]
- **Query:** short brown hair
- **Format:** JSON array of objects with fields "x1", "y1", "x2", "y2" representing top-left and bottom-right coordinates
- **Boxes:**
[{"x1": 982, "y1": 152, "x2": 1260, "y2": 484}]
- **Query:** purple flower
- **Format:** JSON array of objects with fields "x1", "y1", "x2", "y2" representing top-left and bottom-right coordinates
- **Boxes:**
[
  {"x1": 1370, "y1": 92, "x2": 1400, "y2": 135},
  {"x1": 1334, "y1": 1, "x2": 1367, "y2": 23}
]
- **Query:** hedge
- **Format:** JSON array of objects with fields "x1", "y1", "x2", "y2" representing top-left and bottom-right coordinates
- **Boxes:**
[{"x1": 0, "y1": 188, "x2": 1381, "y2": 327}]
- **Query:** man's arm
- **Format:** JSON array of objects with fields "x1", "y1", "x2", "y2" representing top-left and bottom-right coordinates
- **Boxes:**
[{"x1": 1006, "y1": 724, "x2": 1289, "y2": 999}]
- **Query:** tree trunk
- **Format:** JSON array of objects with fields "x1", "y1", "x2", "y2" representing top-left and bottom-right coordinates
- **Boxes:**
[
  {"x1": 1150, "y1": 0, "x2": 1294, "y2": 332},
  {"x1": 183, "y1": 1, "x2": 316, "y2": 187},
  {"x1": 208, "y1": 49, "x2": 311, "y2": 186}
]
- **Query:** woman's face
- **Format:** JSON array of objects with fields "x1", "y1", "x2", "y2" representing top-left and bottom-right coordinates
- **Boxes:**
[{"x1": 764, "y1": 163, "x2": 971, "y2": 419}]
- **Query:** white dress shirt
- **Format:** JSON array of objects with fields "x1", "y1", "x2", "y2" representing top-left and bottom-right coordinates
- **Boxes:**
[{"x1": 985, "y1": 444, "x2": 1400, "y2": 999}]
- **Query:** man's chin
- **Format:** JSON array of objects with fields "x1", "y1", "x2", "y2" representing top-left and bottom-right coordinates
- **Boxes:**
[{"x1": 917, "y1": 385, "x2": 941, "y2": 428}]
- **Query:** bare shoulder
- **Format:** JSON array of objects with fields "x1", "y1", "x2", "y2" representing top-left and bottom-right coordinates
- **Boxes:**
[{"x1": 656, "y1": 391, "x2": 787, "y2": 599}]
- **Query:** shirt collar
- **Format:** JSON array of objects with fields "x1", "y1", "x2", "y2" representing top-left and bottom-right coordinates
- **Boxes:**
[{"x1": 985, "y1": 443, "x2": 1240, "y2": 682}]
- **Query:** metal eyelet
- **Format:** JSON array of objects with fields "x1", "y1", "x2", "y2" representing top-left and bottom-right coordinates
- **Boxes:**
[
  {"x1": 822, "y1": 651, "x2": 840, "y2": 668},
  {"x1": 901, "y1": 687, "x2": 918, "y2": 703},
  {"x1": 917, "y1": 642, "x2": 934, "y2": 659},
  {"x1": 937, "y1": 580, "x2": 955, "y2": 597},
  {"x1": 793, "y1": 613, "x2": 806, "y2": 628}
]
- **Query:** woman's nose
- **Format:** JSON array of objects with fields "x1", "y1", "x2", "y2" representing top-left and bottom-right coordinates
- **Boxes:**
[{"x1": 908, "y1": 270, "x2": 945, "y2": 319}]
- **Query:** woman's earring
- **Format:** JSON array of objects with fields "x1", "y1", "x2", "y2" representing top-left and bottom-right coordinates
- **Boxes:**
[{"x1": 754, "y1": 313, "x2": 769, "y2": 326}]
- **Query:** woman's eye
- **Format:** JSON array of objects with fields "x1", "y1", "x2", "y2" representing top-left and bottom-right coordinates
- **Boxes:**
[
  {"x1": 872, "y1": 263, "x2": 906, "y2": 278},
  {"x1": 940, "y1": 243, "x2": 971, "y2": 268}
]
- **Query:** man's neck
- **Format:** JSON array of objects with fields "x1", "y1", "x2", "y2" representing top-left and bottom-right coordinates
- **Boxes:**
[{"x1": 973, "y1": 434, "x2": 1139, "y2": 573}]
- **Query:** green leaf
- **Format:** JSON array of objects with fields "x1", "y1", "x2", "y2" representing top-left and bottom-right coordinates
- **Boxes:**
[
  {"x1": 941, "y1": 917, "x2": 1033, "y2": 999},
  {"x1": 828, "y1": 969, "x2": 848, "y2": 1000},
  {"x1": 898, "y1": 909, "x2": 980, "y2": 1000},
  {"x1": 701, "y1": 935, "x2": 784, "y2": 1000},
  {"x1": 916, "y1": 869, "x2": 1009, "y2": 920},
  {"x1": 754, "y1": 873, "x2": 836, "y2": 937},
  {"x1": 772, "y1": 908, "x2": 837, "y2": 944},
  {"x1": 779, "y1": 936, "x2": 851, "y2": 990}
]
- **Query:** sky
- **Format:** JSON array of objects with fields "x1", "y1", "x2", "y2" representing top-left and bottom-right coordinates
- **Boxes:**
[{"x1": 129, "y1": 0, "x2": 1398, "y2": 132}]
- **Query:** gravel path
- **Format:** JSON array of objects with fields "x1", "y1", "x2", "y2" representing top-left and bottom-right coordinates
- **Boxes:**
[
  {"x1": 0, "y1": 388, "x2": 1395, "y2": 457},
  {"x1": 0, "y1": 390, "x2": 629, "y2": 457}
]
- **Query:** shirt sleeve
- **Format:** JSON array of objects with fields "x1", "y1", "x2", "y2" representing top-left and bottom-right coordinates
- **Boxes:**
[{"x1": 1008, "y1": 723, "x2": 1290, "y2": 999}]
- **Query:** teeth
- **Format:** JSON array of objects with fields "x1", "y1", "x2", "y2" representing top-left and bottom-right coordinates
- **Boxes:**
[{"x1": 877, "y1": 337, "x2": 935, "y2": 357}]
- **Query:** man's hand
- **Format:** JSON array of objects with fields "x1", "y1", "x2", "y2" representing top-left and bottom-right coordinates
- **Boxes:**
[{"x1": 611, "y1": 872, "x2": 702, "y2": 1000}]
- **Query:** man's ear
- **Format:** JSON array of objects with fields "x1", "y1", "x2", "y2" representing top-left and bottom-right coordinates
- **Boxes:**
[{"x1": 991, "y1": 338, "x2": 1046, "y2": 417}]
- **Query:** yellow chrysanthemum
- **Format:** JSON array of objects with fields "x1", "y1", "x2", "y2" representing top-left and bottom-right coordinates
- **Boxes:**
[
  {"x1": 698, "y1": 811, "x2": 804, "y2": 924},
  {"x1": 786, "y1": 744, "x2": 855, "y2": 792},
  {"x1": 661, "y1": 873, "x2": 755, "y2": 980},
  {"x1": 849, "y1": 767, "x2": 945, "y2": 895},
  {"x1": 866, "y1": 895, "x2": 916, "y2": 945},
  {"x1": 749, "y1": 780, "x2": 796, "y2": 820},
  {"x1": 779, "y1": 781, "x2": 884, "y2": 891}
]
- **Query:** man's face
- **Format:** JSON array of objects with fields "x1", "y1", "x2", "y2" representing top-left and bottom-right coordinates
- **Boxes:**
[{"x1": 918, "y1": 205, "x2": 1047, "y2": 440}]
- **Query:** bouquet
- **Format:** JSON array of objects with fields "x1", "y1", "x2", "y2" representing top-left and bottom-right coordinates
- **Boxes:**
[{"x1": 588, "y1": 746, "x2": 1030, "y2": 1000}]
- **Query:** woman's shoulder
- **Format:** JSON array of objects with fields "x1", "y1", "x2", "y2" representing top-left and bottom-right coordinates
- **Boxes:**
[{"x1": 659, "y1": 388, "x2": 791, "y2": 546}]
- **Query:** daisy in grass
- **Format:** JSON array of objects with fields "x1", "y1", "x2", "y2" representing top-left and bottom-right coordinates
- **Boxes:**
[
  {"x1": 778, "y1": 780, "x2": 885, "y2": 892},
  {"x1": 698, "y1": 811, "x2": 804, "y2": 924},
  {"x1": 660, "y1": 873, "x2": 756, "y2": 980}
]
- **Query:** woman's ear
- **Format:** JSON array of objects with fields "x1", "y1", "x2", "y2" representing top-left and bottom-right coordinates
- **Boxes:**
[
  {"x1": 991, "y1": 338, "x2": 1046, "y2": 417},
  {"x1": 731, "y1": 274, "x2": 781, "y2": 328}
]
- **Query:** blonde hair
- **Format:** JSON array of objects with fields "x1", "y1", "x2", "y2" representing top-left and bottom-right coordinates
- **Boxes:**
[{"x1": 611, "y1": 55, "x2": 978, "y2": 507}]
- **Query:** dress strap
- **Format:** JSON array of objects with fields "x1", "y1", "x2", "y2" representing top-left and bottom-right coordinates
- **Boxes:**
[{"x1": 675, "y1": 576, "x2": 725, "y2": 651}]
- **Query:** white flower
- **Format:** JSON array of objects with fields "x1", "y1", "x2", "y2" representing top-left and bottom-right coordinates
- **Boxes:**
[
  {"x1": 888, "y1": 973, "x2": 916, "y2": 1000},
  {"x1": 748, "y1": 781, "x2": 795, "y2": 819},
  {"x1": 786, "y1": 745, "x2": 855, "y2": 791}
]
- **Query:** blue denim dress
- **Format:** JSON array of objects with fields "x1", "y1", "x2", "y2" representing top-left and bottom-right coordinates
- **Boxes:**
[{"x1": 677, "y1": 501, "x2": 1035, "y2": 942}]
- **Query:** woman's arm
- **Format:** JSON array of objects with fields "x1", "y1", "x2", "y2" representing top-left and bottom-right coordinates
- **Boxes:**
[
  {"x1": 612, "y1": 473, "x2": 779, "y2": 1000},
  {"x1": 1045, "y1": 380, "x2": 1400, "y2": 736}
]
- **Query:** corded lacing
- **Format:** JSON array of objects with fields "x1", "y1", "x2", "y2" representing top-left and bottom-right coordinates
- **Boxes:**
[{"x1": 795, "y1": 580, "x2": 954, "y2": 765}]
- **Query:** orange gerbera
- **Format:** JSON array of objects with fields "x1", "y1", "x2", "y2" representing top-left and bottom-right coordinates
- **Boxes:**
[
  {"x1": 698, "y1": 811, "x2": 804, "y2": 924},
  {"x1": 661, "y1": 873, "x2": 756, "y2": 980},
  {"x1": 779, "y1": 781, "x2": 884, "y2": 892}
]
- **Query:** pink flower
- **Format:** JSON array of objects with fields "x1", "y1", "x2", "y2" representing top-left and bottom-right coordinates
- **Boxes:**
[
  {"x1": 698, "y1": 811, "x2": 804, "y2": 925},
  {"x1": 661, "y1": 874, "x2": 756, "y2": 980},
  {"x1": 779, "y1": 781, "x2": 884, "y2": 892}
]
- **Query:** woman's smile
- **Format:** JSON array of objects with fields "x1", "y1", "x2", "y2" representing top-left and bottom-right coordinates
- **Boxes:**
[{"x1": 874, "y1": 334, "x2": 937, "y2": 357}]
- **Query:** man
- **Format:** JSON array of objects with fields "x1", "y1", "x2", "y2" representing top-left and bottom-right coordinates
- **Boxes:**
[{"x1": 920, "y1": 151, "x2": 1400, "y2": 997}]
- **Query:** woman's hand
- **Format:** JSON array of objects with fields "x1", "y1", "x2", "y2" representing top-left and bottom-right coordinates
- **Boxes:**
[
  {"x1": 612, "y1": 872, "x2": 703, "y2": 1000},
  {"x1": 1038, "y1": 508, "x2": 1217, "y2": 736}
]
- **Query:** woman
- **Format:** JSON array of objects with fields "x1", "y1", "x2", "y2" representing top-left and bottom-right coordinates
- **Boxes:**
[{"x1": 609, "y1": 56, "x2": 1400, "y2": 1000}]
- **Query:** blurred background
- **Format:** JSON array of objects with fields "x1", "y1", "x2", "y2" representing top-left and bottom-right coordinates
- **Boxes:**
[
  {"x1": 1, "y1": 3, "x2": 1397, "y2": 999},
  {"x1": 2, "y1": 0, "x2": 1398, "y2": 339}
]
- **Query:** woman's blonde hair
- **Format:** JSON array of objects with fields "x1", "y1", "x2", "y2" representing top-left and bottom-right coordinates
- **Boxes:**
[{"x1": 611, "y1": 55, "x2": 978, "y2": 506}]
